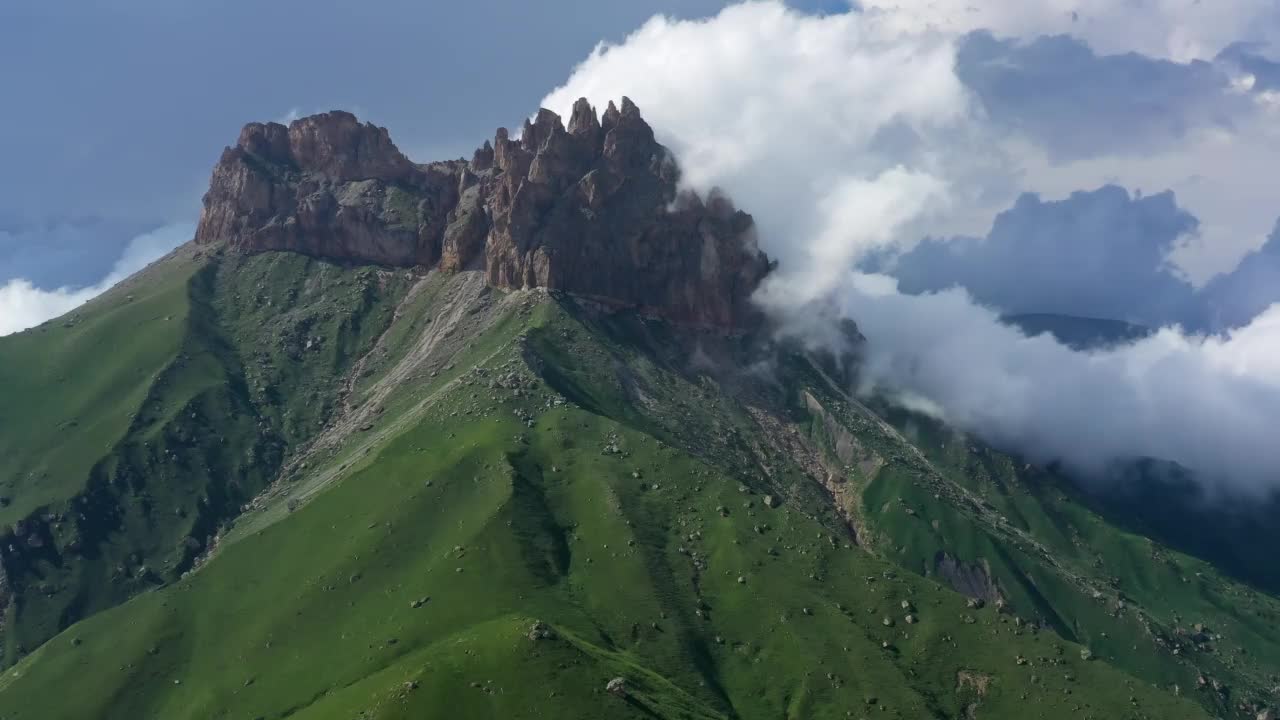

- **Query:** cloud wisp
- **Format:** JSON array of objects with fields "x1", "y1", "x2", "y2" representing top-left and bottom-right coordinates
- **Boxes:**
[
  {"x1": 0, "y1": 222, "x2": 193, "y2": 336},
  {"x1": 542, "y1": 1, "x2": 1280, "y2": 492}
]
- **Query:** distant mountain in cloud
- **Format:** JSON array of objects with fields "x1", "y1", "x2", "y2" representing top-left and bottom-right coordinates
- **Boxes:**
[
  {"x1": 869, "y1": 185, "x2": 1280, "y2": 334},
  {"x1": 865, "y1": 186, "x2": 1201, "y2": 328}
]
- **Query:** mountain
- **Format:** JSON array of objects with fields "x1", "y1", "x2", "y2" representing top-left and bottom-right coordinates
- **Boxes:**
[
  {"x1": 195, "y1": 99, "x2": 768, "y2": 329},
  {"x1": 0, "y1": 100, "x2": 1276, "y2": 720}
]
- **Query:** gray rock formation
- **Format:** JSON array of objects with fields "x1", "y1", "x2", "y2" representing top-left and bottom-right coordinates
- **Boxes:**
[{"x1": 195, "y1": 99, "x2": 771, "y2": 329}]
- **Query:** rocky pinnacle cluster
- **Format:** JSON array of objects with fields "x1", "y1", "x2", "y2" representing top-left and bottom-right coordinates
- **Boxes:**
[{"x1": 196, "y1": 98, "x2": 771, "y2": 329}]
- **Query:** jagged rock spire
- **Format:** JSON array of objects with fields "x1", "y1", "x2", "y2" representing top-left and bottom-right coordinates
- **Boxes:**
[
  {"x1": 521, "y1": 108, "x2": 566, "y2": 152},
  {"x1": 601, "y1": 100, "x2": 621, "y2": 136},
  {"x1": 568, "y1": 98, "x2": 601, "y2": 138},
  {"x1": 471, "y1": 140, "x2": 494, "y2": 171}
]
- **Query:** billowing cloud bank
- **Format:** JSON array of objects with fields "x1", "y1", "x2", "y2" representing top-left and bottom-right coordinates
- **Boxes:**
[
  {"x1": 855, "y1": 0, "x2": 1280, "y2": 62},
  {"x1": 0, "y1": 223, "x2": 193, "y2": 336},
  {"x1": 542, "y1": 1, "x2": 1280, "y2": 491}
]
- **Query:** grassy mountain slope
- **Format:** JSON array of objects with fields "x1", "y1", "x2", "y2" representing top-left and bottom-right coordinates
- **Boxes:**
[
  {"x1": 0, "y1": 254, "x2": 197, "y2": 527},
  {"x1": 852, "y1": 406, "x2": 1280, "y2": 717},
  {"x1": 0, "y1": 276, "x2": 1207, "y2": 719},
  {"x1": 0, "y1": 247, "x2": 413, "y2": 663},
  {"x1": 0, "y1": 250, "x2": 1273, "y2": 718},
  {"x1": 1004, "y1": 313, "x2": 1280, "y2": 599}
]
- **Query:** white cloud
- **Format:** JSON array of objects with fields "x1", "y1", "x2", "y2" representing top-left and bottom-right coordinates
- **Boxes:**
[
  {"x1": 803, "y1": 169, "x2": 949, "y2": 300},
  {"x1": 545, "y1": 3, "x2": 1280, "y2": 286},
  {"x1": 0, "y1": 222, "x2": 193, "y2": 336},
  {"x1": 1003, "y1": 109, "x2": 1280, "y2": 284},
  {"x1": 854, "y1": 0, "x2": 1280, "y2": 62},
  {"x1": 542, "y1": 1, "x2": 974, "y2": 273},
  {"x1": 541, "y1": 1, "x2": 1280, "y2": 490},
  {"x1": 839, "y1": 273, "x2": 1280, "y2": 490}
]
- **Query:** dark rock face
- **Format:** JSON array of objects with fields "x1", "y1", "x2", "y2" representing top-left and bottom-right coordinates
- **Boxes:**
[
  {"x1": 196, "y1": 111, "x2": 459, "y2": 268},
  {"x1": 195, "y1": 99, "x2": 770, "y2": 329}
]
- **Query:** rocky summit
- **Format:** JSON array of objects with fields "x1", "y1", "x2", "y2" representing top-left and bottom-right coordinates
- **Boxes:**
[{"x1": 195, "y1": 98, "x2": 771, "y2": 329}]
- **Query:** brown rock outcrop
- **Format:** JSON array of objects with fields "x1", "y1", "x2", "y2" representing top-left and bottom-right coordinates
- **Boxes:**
[{"x1": 195, "y1": 98, "x2": 771, "y2": 328}]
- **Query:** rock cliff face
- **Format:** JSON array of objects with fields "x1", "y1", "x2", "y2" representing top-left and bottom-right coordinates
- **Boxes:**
[{"x1": 194, "y1": 99, "x2": 771, "y2": 328}]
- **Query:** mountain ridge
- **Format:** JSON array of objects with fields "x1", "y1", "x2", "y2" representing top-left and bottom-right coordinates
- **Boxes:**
[
  {"x1": 0, "y1": 255, "x2": 1229, "y2": 718},
  {"x1": 195, "y1": 98, "x2": 771, "y2": 330}
]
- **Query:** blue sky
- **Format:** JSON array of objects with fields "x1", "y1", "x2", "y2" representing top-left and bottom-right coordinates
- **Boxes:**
[
  {"x1": 0, "y1": 1, "x2": 736, "y2": 284},
  {"x1": 2, "y1": 0, "x2": 1270, "y2": 285}
]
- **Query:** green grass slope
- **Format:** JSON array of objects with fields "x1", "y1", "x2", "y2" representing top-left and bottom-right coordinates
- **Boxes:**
[
  {"x1": 0, "y1": 251, "x2": 198, "y2": 527},
  {"x1": 0, "y1": 359, "x2": 1201, "y2": 719},
  {"x1": 0, "y1": 248, "x2": 414, "y2": 665},
  {"x1": 843, "y1": 404, "x2": 1280, "y2": 718},
  {"x1": 0, "y1": 280, "x2": 1216, "y2": 719}
]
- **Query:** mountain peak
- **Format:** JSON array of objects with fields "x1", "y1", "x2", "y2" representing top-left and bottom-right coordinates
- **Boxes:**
[
  {"x1": 235, "y1": 121, "x2": 290, "y2": 162},
  {"x1": 195, "y1": 98, "x2": 770, "y2": 328},
  {"x1": 567, "y1": 97, "x2": 601, "y2": 138},
  {"x1": 521, "y1": 108, "x2": 566, "y2": 152},
  {"x1": 230, "y1": 111, "x2": 415, "y2": 182},
  {"x1": 284, "y1": 111, "x2": 414, "y2": 182}
]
